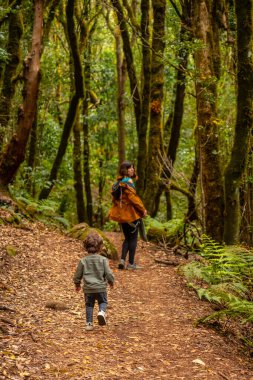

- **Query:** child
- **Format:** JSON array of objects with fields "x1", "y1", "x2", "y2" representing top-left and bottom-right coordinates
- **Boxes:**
[{"x1": 73, "y1": 232, "x2": 114, "y2": 331}]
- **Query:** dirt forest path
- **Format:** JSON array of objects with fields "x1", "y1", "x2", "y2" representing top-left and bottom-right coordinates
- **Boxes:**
[{"x1": 0, "y1": 223, "x2": 253, "y2": 380}]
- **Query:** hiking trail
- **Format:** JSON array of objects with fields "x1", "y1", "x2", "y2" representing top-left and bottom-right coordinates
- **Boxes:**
[{"x1": 0, "y1": 223, "x2": 252, "y2": 380}]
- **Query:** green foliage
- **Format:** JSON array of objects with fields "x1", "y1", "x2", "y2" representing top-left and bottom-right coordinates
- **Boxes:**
[
  {"x1": 103, "y1": 220, "x2": 120, "y2": 232},
  {"x1": 14, "y1": 195, "x2": 70, "y2": 229},
  {"x1": 180, "y1": 235, "x2": 253, "y2": 346},
  {"x1": 0, "y1": 46, "x2": 9, "y2": 63},
  {"x1": 0, "y1": 0, "x2": 247, "y2": 240},
  {"x1": 145, "y1": 217, "x2": 185, "y2": 245}
]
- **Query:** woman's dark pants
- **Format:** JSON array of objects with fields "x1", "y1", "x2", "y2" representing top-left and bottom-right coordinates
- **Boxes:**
[{"x1": 121, "y1": 221, "x2": 139, "y2": 265}]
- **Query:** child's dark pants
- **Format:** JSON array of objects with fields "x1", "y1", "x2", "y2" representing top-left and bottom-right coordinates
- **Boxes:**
[{"x1": 85, "y1": 292, "x2": 107, "y2": 323}]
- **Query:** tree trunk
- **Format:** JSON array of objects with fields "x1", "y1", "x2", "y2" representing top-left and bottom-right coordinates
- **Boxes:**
[
  {"x1": 167, "y1": 29, "x2": 188, "y2": 166},
  {"x1": 224, "y1": 0, "x2": 253, "y2": 244},
  {"x1": 193, "y1": 0, "x2": 224, "y2": 242},
  {"x1": 73, "y1": 108, "x2": 86, "y2": 223},
  {"x1": 97, "y1": 158, "x2": 105, "y2": 227},
  {"x1": 152, "y1": 12, "x2": 191, "y2": 216},
  {"x1": 0, "y1": 0, "x2": 43, "y2": 189},
  {"x1": 39, "y1": 0, "x2": 84, "y2": 200},
  {"x1": 240, "y1": 136, "x2": 253, "y2": 245},
  {"x1": 136, "y1": 0, "x2": 151, "y2": 196},
  {"x1": 26, "y1": 107, "x2": 38, "y2": 196},
  {"x1": 187, "y1": 148, "x2": 199, "y2": 222},
  {"x1": 0, "y1": 0, "x2": 23, "y2": 151},
  {"x1": 144, "y1": 0, "x2": 166, "y2": 216},
  {"x1": 115, "y1": 26, "x2": 126, "y2": 165},
  {"x1": 111, "y1": 0, "x2": 141, "y2": 132},
  {"x1": 43, "y1": 0, "x2": 60, "y2": 49},
  {"x1": 83, "y1": 44, "x2": 93, "y2": 226},
  {"x1": 165, "y1": 191, "x2": 172, "y2": 220}
]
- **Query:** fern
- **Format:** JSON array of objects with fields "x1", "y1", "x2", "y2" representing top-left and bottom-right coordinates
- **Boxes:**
[
  {"x1": 199, "y1": 298, "x2": 253, "y2": 324},
  {"x1": 15, "y1": 196, "x2": 70, "y2": 229},
  {"x1": 181, "y1": 234, "x2": 253, "y2": 347}
]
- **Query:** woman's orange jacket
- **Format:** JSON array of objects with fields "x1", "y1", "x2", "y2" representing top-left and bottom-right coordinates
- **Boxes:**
[{"x1": 109, "y1": 182, "x2": 146, "y2": 223}]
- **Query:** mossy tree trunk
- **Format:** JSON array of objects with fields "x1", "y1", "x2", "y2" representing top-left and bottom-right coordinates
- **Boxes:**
[
  {"x1": 224, "y1": 0, "x2": 253, "y2": 244},
  {"x1": 144, "y1": 0, "x2": 166, "y2": 216},
  {"x1": 115, "y1": 25, "x2": 126, "y2": 166},
  {"x1": 39, "y1": 0, "x2": 84, "y2": 200},
  {"x1": 166, "y1": 27, "x2": 189, "y2": 167},
  {"x1": 83, "y1": 42, "x2": 93, "y2": 226},
  {"x1": 73, "y1": 108, "x2": 86, "y2": 223},
  {"x1": 193, "y1": 0, "x2": 224, "y2": 242},
  {"x1": 26, "y1": 0, "x2": 61, "y2": 197},
  {"x1": 111, "y1": 0, "x2": 151, "y2": 195},
  {"x1": 72, "y1": 2, "x2": 90, "y2": 224},
  {"x1": 239, "y1": 136, "x2": 253, "y2": 245},
  {"x1": 26, "y1": 108, "x2": 38, "y2": 196},
  {"x1": 152, "y1": 2, "x2": 192, "y2": 217},
  {"x1": 187, "y1": 148, "x2": 199, "y2": 222},
  {"x1": 111, "y1": 0, "x2": 141, "y2": 133},
  {"x1": 0, "y1": 0, "x2": 43, "y2": 189},
  {"x1": 0, "y1": 0, "x2": 23, "y2": 151},
  {"x1": 136, "y1": 0, "x2": 151, "y2": 196}
]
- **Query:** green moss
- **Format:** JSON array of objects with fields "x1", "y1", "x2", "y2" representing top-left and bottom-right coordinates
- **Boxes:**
[
  {"x1": 145, "y1": 217, "x2": 184, "y2": 245},
  {"x1": 69, "y1": 223, "x2": 118, "y2": 260}
]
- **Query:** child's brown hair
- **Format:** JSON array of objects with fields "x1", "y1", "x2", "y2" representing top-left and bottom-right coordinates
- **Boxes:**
[{"x1": 83, "y1": 232, "x2": 103, "y2": 253}]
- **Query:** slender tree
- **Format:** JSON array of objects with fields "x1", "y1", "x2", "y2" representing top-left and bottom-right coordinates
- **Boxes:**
[
  {"x1": 103, "y1": 7, "x2": 127, "y2": 167},
  {"x1": 73, "y1": 108, "x2": 86, "y2": 222},
  {"x1": 224, "y1": 0, "x2": 253, "y2": 244},
  {"x1": 83, "y1": 42, "x2": 93, "y2": 226},
  {"x1": 144, "y1": 0, "x2": 166, "y2": 215},
  {"x1": 115, "y1": 25, "x2": 127, "y2": 165},
  {"x1": 186, "y1": 148, "x2": 199, "y2": 222},
  {"x1": 152, "y1": 0, "x2": 192, "y2": 217},
  {"x1": 136, "y1": 0, "x2": 151, "y2": 195},
  {"x1": 26, "y1": 110, "x2": 38, "y2": 195},
  {"x1": 0, "y1": 0, "x2": 23, "y2": 151},
  {"x1": 111, "y1": 0, "x2": 141, "y2": 133},
  {"x1": 240, "y1": 136, "x2": 253, "y2": 245}
]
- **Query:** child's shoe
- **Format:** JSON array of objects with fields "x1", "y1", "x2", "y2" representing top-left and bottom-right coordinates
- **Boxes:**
[
  {"x1": 85, "y1": 322, "x2": 93, "y2": 331},
  {"x1": 97, "y1": 310, "x2": 106, "y2": 326},
  {"x1": 118, "y1": 259, "x2": 125, "y2": 270}
]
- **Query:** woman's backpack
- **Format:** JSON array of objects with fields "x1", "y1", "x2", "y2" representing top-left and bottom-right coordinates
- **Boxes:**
[{"x1": 111, "y1": 181, "x2": 123, "y2": 200}]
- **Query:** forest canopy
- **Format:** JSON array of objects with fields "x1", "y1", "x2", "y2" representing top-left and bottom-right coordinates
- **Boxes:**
[{"x1": 0, "y1": 0, "x2": 252, "y2": 245}]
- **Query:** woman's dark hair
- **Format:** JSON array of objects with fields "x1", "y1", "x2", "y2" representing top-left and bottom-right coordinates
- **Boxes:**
[
  {"x1": 83, "y1": 232, "x2": 103, "y2": 253},
  {"x1": 118, "y1": 161, "x2": 136, "y2": 178}
]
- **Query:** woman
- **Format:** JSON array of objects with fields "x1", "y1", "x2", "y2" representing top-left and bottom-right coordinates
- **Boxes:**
[{"x1": 109, "y1": 161, "x2": 147, "y2": 269}]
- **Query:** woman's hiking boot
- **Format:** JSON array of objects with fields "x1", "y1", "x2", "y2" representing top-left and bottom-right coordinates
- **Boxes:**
[{"x1": 127, "y1": 263, "x2": 142, "y2": 270}]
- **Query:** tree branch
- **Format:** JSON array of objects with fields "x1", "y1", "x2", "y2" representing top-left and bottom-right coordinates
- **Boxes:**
[{"x1": 169, "y1": 0, "x2": 182, "y2": 20}]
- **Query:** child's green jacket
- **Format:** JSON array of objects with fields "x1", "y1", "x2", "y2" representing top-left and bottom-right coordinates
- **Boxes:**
[{"x1": 73, "y1": 253, "x2": 114, "y2": 293}]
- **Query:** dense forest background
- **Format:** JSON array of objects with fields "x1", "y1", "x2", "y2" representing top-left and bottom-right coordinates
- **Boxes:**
[{"x1": 0, "y1": 0, "x2": 252, "y2": 245}]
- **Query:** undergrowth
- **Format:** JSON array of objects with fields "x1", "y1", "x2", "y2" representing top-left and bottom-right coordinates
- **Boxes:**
[
  {"x1": 180, "y1": 235, "x2": 253, "y2": 350},
  {"x1": 14, "y1": 195, "x2": 70, "y2": 229}
]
